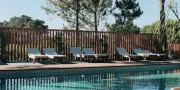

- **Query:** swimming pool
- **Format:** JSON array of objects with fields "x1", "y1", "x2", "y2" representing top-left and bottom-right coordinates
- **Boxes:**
[{"x1": 0, "y1": 65, "x2": 180, "y2": 90}]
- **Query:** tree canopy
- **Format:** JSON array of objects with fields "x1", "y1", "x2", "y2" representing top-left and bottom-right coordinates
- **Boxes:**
[
  {"x1": 142, "y1": 19, "x2": 180, "y2": 43},
  {"x1": 0, "y1": 15, "x2": 48, "y2": 29},
  {"x1": 42, "y1": 0, "x2": 112, "y2": 31},
  {"x1": 107, "y1": 23, "x2": 141, "y2": 33},
  {"x1": 42, "y1": 0, "x2": 85, "y2": 28},
  {"x1": 83, "y1": 0, "x2": 112, "y2": 31},
  {"x1": 107, "y1": 0, "x2": 143, "y2": 32}
]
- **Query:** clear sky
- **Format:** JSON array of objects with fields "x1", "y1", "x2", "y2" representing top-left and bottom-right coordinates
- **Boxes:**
[{"x1": 0, "y1": 0, "x2": 170, "y2": 29}]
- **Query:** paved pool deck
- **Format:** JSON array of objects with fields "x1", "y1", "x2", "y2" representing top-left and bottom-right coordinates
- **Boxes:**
[{"x1": 0, "y1": 59, "x2": 180, "y2": 71}]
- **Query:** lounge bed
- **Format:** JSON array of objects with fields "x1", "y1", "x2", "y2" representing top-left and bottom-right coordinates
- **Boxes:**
[
  {"x1": 69, "y1": 47, "x2": 95, "y2": 62},
  {"x1": 116, "y1": 47, "x2": 141, "y2": 61},
  {"x1": 82, "y1": 48, "x2": 108, "y2": 62},
  {"x1": 132, "y1": 48, "x2": 157, "y2": 60},
  {"x1": 43, "y1": 48, "x2": 67, "y2": 63},
  {"x1": 143, "y1": 50, "x2": 167, "y2": 60},
  {"x1": 26, "y1": 48, "x2": 48, "y2": 64}
]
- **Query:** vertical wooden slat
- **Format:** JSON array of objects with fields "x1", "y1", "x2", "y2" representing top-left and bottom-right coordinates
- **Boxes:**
[
  {"x1": 102, "y1": 32, "x2": 104, "y2": 54},
  {"x1": 80, "y1": 31, "x2": 83, "y2": 48},
  {"x1": 109, "y1": 32, "x2": 111, "y2": 59},
  {"x1": 17, "y1": 29, "x2": 20, "y2": 61},
  {"x1": 87, "y1": 31, "x2": 90, "y2": 48},
  {"x1": 86, "y1": 31, "x2": 88, "y2": 48},
  {"x1": 25, "y1": 30, "x2": 28, "y2": 61},
  {"x1": 23, "y1": 30, "x2": 26, "y2": 61},
  {"x1": 112, "y1": 32, "x2": 114, "y2": 60},
  {"x1": 35, "y1": 30, "x2": 38, "y2": 48},
  {"x1": 129, "y1": 34, "x2": 132, "y2": 54},
  {"x1": 46, "y1": 31, "x2": 49, "y2": 48},
  {"x1": 15, "y1": 29, "x2": 17, "y2": 61},
  {"x1": 35, "y1": 30, "x2": 39, "y2": 48},
  {"x1": 65, "y1": 30, "x2": 67, "y2": 55},
  {"x1": 90, "y1": 31, "x2": 92, "y2": 48},
  {"x1": 12, "y1": 29, "x2": 15, "y2": 61},
  {"x1": 41, "y1": 29, "x2": 44, "y2": 50},
  {"x1": 111, "y1": 32, "x2": 114, "y2": 60},
  {"x1": 26, "y1": 30, "x2": 29, "y2": 61},
  {"x1": 93, "y1": 32, "x2": 95, "y2": 53},
  {"x1": 38, "y1": 30, "x2": 41, "y2": 50},
  {"x1": 55, "y1": 30, "x2": 58, "y2": 52},
  {"x1": 21, "y1": 29, "x2": 23, "y2": 61},
  {"x1": 32, "y1": 30, "x2": 34, "y2": 48},
  {"x1": 125, "y1": 33, "x2": 128, "y2": 53},
  {"x1": 69, "y1": 31, "x2": 72, "y2": 47},
  {"x1": 6, "y1": 29, "x2": 9, "y2": 61},
  {"x1": 73, "y1": 30, "x2": 75, "y2": 47},
  {"x1": 149, "y1": 34, "x2": 151, "y2": 51},
  {"x1": 114, "y1": 33, "x2": 116, "y2": 60},
  {"x1": 8, "y1": 30, "x2": 11, "y2": 61},
  {"x1": 140, "y1": 34, "x2": 143, "y2": 49},
  {"x1": 49, "y1": 30, "x2": 52, "y2": 48},
  {"x1": 29, "y1": 30, "x2": 32, "y2": 48},
  {"x1": 52, "y1": 30, "x2": 55, "y2": 48},
  {"x1": 101, "y1": 32, "x2": 104, "y2": 53}
]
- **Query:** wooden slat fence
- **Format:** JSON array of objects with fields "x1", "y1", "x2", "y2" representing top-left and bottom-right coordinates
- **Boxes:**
[
  {"x1": 0, "y1": 27, "x2": 161, "y2": 61},
  {"x1": 168, "y1": 43, "x2": 180, "y2": 58}
]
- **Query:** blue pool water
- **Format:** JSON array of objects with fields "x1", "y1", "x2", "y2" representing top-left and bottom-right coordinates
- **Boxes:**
[{"x1": 0, "y1": 65, "x2": 180, "y2": 90}]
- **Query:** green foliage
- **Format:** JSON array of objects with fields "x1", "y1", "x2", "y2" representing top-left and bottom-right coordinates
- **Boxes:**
[
  {"x1": 57, "y1": 32, "x2": 64, "y2": 54},
  {"x1": 83, "y1": 0, "x2": 112, "y2": 31},
  {"x1": 107, "y1": 23, "x2": 141, "y2": 33},
  {"x1": 142, "y1": 19, "x2": 180, "y2": 43},
  {"x1": 0, "y1": 15, "x2": 48, "y2": 29},
  {"x1": 0, "y1": 30, "x2": 8, "y2": 54},
  {"x1": 107, "y1": 0, "x2": 143, "y2": 32},
  {"x1": 42, "y1": 0, "x2": 85, "y2": 27},
  {"x1": 42, "y1": 0, "x2": 112, "y2": 30}
]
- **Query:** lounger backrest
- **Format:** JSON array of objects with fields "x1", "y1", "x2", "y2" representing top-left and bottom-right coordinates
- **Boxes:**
[
  {"x1": 82, "y1": 48, "x2": 95, "y2": 54},
  {"x1": 26, "y1": 48, "x2": 41, "y2": 56},
  {"x1": 43, "y1": 48, "x2": 57, "y2": 55},
  {"x1": 69, "y1": 47, "x2": 82, "y2": 54},
  {"x1": 133, "y1": 48, "x2": 143, "y2": 54},
  {"x1": 116, "y1": 47, "x2": 128, "y2": 55}
]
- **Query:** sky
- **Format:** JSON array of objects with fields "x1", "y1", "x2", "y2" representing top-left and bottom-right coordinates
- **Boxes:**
[{"x1": 0, "y1": 0, "x2": 173, "y2": 29}]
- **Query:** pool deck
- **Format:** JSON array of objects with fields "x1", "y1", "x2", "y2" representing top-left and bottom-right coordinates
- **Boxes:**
[{"x1": 0, "y1": 59, "x2": 180, "y2": 71}]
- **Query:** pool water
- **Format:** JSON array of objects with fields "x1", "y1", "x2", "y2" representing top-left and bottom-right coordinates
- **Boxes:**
[{"x1": 0, "y1": 65, "x2": 180, "y2": 90}]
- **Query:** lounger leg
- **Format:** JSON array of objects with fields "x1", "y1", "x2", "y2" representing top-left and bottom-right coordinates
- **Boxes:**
[
  {"x1": 80, "y1": 57, "x2": 82, "y2": 63},
  {"x1": 33, "y1": 59, "x2": 35, "y2": 64},
  {"x1": 128, "y1": 57, "x2": 131, "y2": 62},
  {"x1": 143, "y1": 57, "x2": 146, "y2": 61}
]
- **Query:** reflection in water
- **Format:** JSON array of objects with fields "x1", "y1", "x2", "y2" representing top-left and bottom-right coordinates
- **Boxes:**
[
  {"x1": 158, "y1": 70, "x2": 166, "y2": 90},
  {"x1": 0, "y1": 69, "x2": 180, "y2": 90}
]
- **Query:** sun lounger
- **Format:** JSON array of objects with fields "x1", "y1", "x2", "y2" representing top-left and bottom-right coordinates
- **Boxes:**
[
  {"x1": 143, "y1": 50, "x2": 167, "y2": 56},
  {"x1": 69, "y1": 47, "x2": 95, "y2": 62},
  {"x1": 143, "y1": 50, "x2": 167, "y2": 60},
  {"x1": 116, "y1": 47, "x2": 140, "y2": 61},
  {"x1": 82, "y1": 48, "x2": 108, "y2": 62},
  {"x1": 26, "y1": 48, "x2": 48, "y2": 64},
  {"x1": 132, "y1": 48, "x2": 156, "y2": 60},
  {"x1": 43, "y1": 48, "x2": 67, "y2": 63}
]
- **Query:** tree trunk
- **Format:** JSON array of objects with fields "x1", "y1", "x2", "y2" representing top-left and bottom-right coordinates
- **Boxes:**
[
  {"x1": 76, "y1": 0, "x2": 80, "y2": 47},
  {"x1": 94, "y1": 12, "x2": 98, "y2": 53},
  {"x1": 159, "y1": 0, "x2": 167, "y2": 53},
  {"x1": 94, "y1": 12, "x2": 98, "y2": 32}
]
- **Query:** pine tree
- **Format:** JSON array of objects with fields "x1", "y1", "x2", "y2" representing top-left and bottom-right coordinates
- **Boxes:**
[{"x1": 108, "y1": 0, "x2": 143, "y2": 32}]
